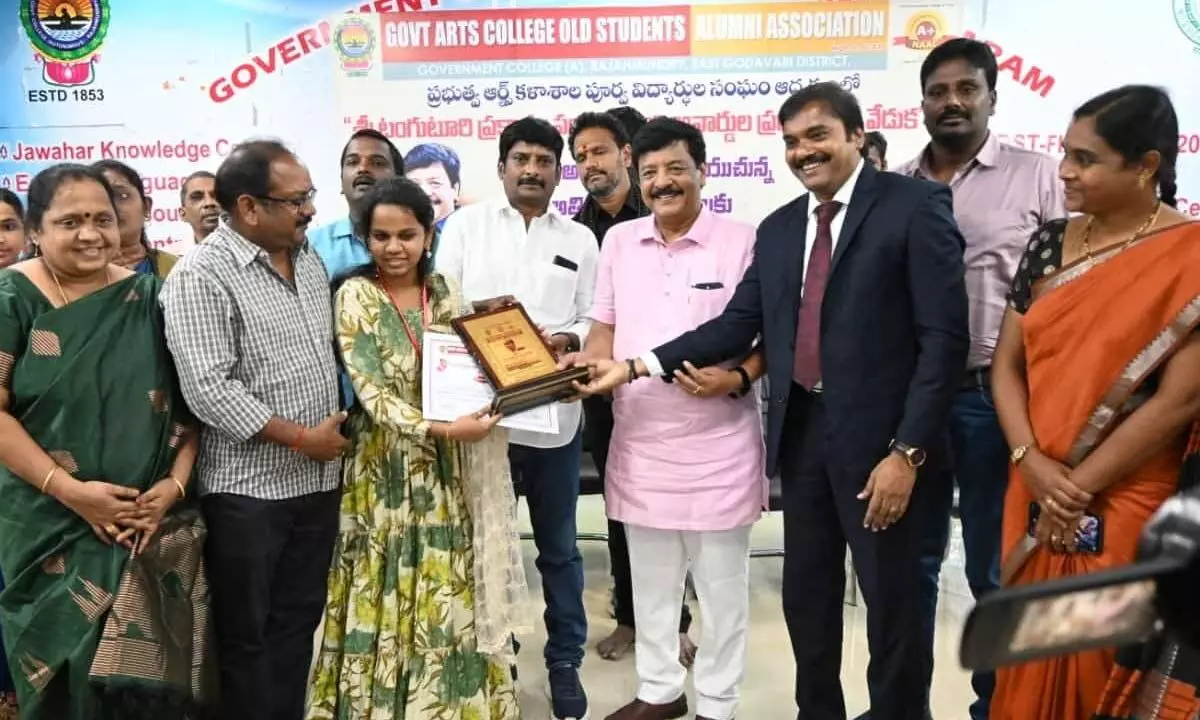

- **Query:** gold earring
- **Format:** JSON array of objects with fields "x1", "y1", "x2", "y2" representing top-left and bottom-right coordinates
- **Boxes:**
[{"x1": 1137, "y1": 172, "x2": 1150, "y2": 190}]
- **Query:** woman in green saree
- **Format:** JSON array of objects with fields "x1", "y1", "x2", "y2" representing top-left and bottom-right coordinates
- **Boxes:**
[{"x1": 0, "y1": 164, "x2": 214, "y2": 719}]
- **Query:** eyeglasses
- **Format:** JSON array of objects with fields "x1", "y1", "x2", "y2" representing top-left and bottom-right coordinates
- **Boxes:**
[{"x1": 254, "y1": 188, "x2": 317, "y2": 212}]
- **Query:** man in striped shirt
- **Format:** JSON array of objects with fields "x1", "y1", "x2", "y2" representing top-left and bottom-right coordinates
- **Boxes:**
[{"x1": 161, "y1": 140, "x2": 348, "y2": 720}]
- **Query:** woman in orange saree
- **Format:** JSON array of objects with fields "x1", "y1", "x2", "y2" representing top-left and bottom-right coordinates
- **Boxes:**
[{"x1": 989, "y1": 85, "x2": 1200, "y2": 720}]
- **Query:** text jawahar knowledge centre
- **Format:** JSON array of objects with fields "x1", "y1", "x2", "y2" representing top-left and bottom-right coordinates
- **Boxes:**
[{"x1": 382, "y1": 10, "x2": 887, "y2": 48}]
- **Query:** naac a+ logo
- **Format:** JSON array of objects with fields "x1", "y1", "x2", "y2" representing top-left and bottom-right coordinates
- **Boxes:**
[
  {"x1": 20, "y1": 0, "x2": 110, "y2": 87},
  {"x1": 1175, "y1": 0, "x2": 1200, "y2": 54},
  {"x1": 334, "y1": 16, "x2": 376, "y2": 77},
  {"x1": 893, "y1": 11, "x2": 947, "y2": 51}
]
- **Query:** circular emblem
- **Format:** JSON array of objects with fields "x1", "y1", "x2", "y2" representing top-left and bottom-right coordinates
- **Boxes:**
[
  {"x1": 334, "y1": 17, "x2": 376, "y2": 62},
  {"x1": 20, "y1": 0, "x2": 110, "y2": 62},
  {"x1": 1174, "y1": 0, "x2": 1200, "y2": 48},
  {"x1": 904, "y1": 12, "x2": 944, "y2": 50}
]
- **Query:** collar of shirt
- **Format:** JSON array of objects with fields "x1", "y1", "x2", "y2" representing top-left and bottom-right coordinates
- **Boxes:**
[
  {"x1": 491, "y1": 198, "x2": 570, "y2": 227},
  {"x1": 809, "y1": 158, "x2": 864, "y2": 219},
  {"x1": 899, "y1": 131, "x2": 1001, "y2": 182},
  {"x1": 636, "y1": 206, "x2": 716, "y2": 246},
  {"x1": 576, "y1": 185, "x2": 647, "y2": 221},
  {"x1": 215, "y1": 221, "x2": 312, "y2": 268},
  {"x1": 306, "y1": 215, "x2": 370, "y2": 280}
]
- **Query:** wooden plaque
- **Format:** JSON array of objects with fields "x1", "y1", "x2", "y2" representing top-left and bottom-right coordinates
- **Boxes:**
[{"x1": 451, "y1": 303, "x2": 590, "y2": 416}]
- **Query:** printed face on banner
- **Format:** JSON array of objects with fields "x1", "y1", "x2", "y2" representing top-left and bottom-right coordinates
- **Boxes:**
[
  {"x1": 406, "y1": 162, "x2": 459, "y2": 222},
  {"x1": 921, "y1": 57, "x2": 996, "y2": 150},
  {"x1": 499, "y1": 142, "x2": 560, "y2": 210},
  {"x1": 341, "y1": 136, "x2": 400, "y2": 204},
  {"x1": 782, "y1": 102, "x2": 865, "y2": 201},
  {"x1": 573, "y1": 127, "x2": 631, "y2": 201},
  {"x1": 638, "y1": 140, "x2": 705, "y2": 224}
]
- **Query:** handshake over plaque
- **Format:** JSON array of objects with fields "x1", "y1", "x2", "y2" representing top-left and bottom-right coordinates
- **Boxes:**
[{"x1": 451, "y1": 302, "x2": 590, "y2": 416}]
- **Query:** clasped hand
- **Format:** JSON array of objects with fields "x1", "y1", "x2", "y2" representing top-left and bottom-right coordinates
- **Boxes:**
[
  {"x1": 62, "y1": 476, "x2": 183, "y2": 554},
  {"x1": 1019, "y1": 449, "x2": 1093, "y2": 553}
]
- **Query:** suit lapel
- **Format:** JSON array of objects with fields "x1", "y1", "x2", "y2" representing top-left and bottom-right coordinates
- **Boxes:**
[
  {"x1": 782, "y1": 195, "x2": 809, "y2": 312},
  {"x1": 829, "y1": 164, "x2": 879, "y2": 276}
]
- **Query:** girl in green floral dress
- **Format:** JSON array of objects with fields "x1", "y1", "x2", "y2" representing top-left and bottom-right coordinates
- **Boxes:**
[{"x1": 307, "y1": 179, "x2": 530, "y2": 720}]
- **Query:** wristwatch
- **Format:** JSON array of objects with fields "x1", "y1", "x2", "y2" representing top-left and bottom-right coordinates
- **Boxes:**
[
  {"x1": 1010, "y1": 444, "x2": 1032, "y2": 466},
  {"x1": 888, "y1": 439, "x2": 927, "y2": 469},
  {"x1": 728, "y1": 366, "x2": 752, "y2": 398}
]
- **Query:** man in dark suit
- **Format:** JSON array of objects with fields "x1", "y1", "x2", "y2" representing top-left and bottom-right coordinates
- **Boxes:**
[{"x1": 568, "y1": 82, "x2": 969, "y2": 720}]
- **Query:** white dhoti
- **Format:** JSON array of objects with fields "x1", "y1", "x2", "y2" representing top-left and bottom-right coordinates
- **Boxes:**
[{"x1": 625, "y1": 523, "x2": 753, "y2": 720}]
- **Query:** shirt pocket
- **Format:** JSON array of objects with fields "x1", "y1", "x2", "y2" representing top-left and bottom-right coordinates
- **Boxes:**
[
  {"x1": 530, "y1": 260, "x2": 579, "y2": 315},
  {"x1": 686, "y1": 281, "x2": 730, "y2": 321}
]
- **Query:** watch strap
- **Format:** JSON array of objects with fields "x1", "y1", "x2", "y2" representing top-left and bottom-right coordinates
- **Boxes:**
[{"x1": 729, "y1": 366, "x2": 752, "y2": 398}]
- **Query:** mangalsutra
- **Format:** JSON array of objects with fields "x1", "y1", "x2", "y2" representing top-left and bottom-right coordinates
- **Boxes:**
[
  {"x1": 42, "y1": 258, "x2": 112, "y2": 305},
  {"x1": 1080, "y1": 203, "x2": 1162, "y2": 263}
]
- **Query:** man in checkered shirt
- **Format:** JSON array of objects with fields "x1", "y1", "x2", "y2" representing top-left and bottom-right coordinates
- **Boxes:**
[{"x1": 161, "y1": 140, "x2": 348, "y2": 720}]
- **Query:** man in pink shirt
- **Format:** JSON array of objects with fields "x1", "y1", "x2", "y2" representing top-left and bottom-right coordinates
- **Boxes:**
[{"x1": 584, "y1": 117, "x2": 768, "y2": 720}]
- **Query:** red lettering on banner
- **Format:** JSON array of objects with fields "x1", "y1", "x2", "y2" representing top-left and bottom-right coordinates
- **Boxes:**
[
  {"x1": 1178, "y1": 197, "x2": 1200, "y2": 218},
  {"x1": 936, "y1": 31, "x2": 1056, "y2": 98},
  {"x1": 208, "y1": 0, "x2": 438, "y2": 104},
  {"x1": 864, "y1": 105, "x2": 921, "y2": 131}
]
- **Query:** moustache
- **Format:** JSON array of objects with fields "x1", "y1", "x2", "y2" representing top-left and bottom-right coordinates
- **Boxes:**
[
  {"x1": 791, "y1": 153, "x2": 831, "y2": 169},
  {"x1": 650, "y1": 187, "x2": 683, "y2": 199},
  {"x1": 518, "y1": 177, "x2": 544, "y2": 187},
  {"x1": 352, "y1": 174, "x2": 375, "y2": 187},
  {"x1": 296, "y1": 216, "x2": 313, "y2": 228},
  {"x1": 938, "y1": 110, "x2": 970, "y2": 123}
]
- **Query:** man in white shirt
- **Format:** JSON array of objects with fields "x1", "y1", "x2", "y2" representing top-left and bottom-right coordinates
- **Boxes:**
[{"x1": 435, "y1": 115, "x2": 599, "y2": 720}]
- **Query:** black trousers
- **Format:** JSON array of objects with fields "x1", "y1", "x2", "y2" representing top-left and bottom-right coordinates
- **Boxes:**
[
  {"x1": 779, "y1": 388, "x2": 929, "y2": 720},
  {"x1": 582, "y1": 396, "x2": 692, "y2": 634},
  {"x1": 202, "y1": 490, "x2": 340, "y2": 720}
]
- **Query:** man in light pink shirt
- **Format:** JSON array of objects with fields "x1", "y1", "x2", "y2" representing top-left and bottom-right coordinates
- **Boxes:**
[
  {"x1": 585, "y1": 117, "x2": 767, "y2": 720},
  {"x1": 891, "y1": 38, "x2": 1067, "y2": 720}
]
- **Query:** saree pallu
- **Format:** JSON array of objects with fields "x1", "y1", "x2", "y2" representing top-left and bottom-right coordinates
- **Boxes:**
[
  {"x1": 0, "y1": 272, "x2": 214, "y2": 719},
  {"x1": 992, "y1": 223, "x2": 1200, "y2": 720},
  {"x1": 1092, "y1": 438, "x2": 1200, "y2": 720}
]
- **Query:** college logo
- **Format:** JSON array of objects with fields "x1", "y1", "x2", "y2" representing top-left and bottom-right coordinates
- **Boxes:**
[
  {"x1": 19, "y1": 0, "x2": 110, "y2": 87},
  {"x1": 1175, "y1": 0, "x2": 1200, "y2": 53},
  {"x1": 334, "y1": 16, "x2": 376, "y2": 77},
  {"x1": 893, "y1": 11, "x2": 947, "y2": 51}
]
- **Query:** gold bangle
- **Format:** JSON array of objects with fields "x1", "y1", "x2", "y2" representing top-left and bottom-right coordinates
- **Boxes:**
[
  {"x1": 41, "y1": 465, "x2": 59, "y2": 494},
  {"x1": 172, "y1": 478, "x2": 186, "y2": 500}
]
